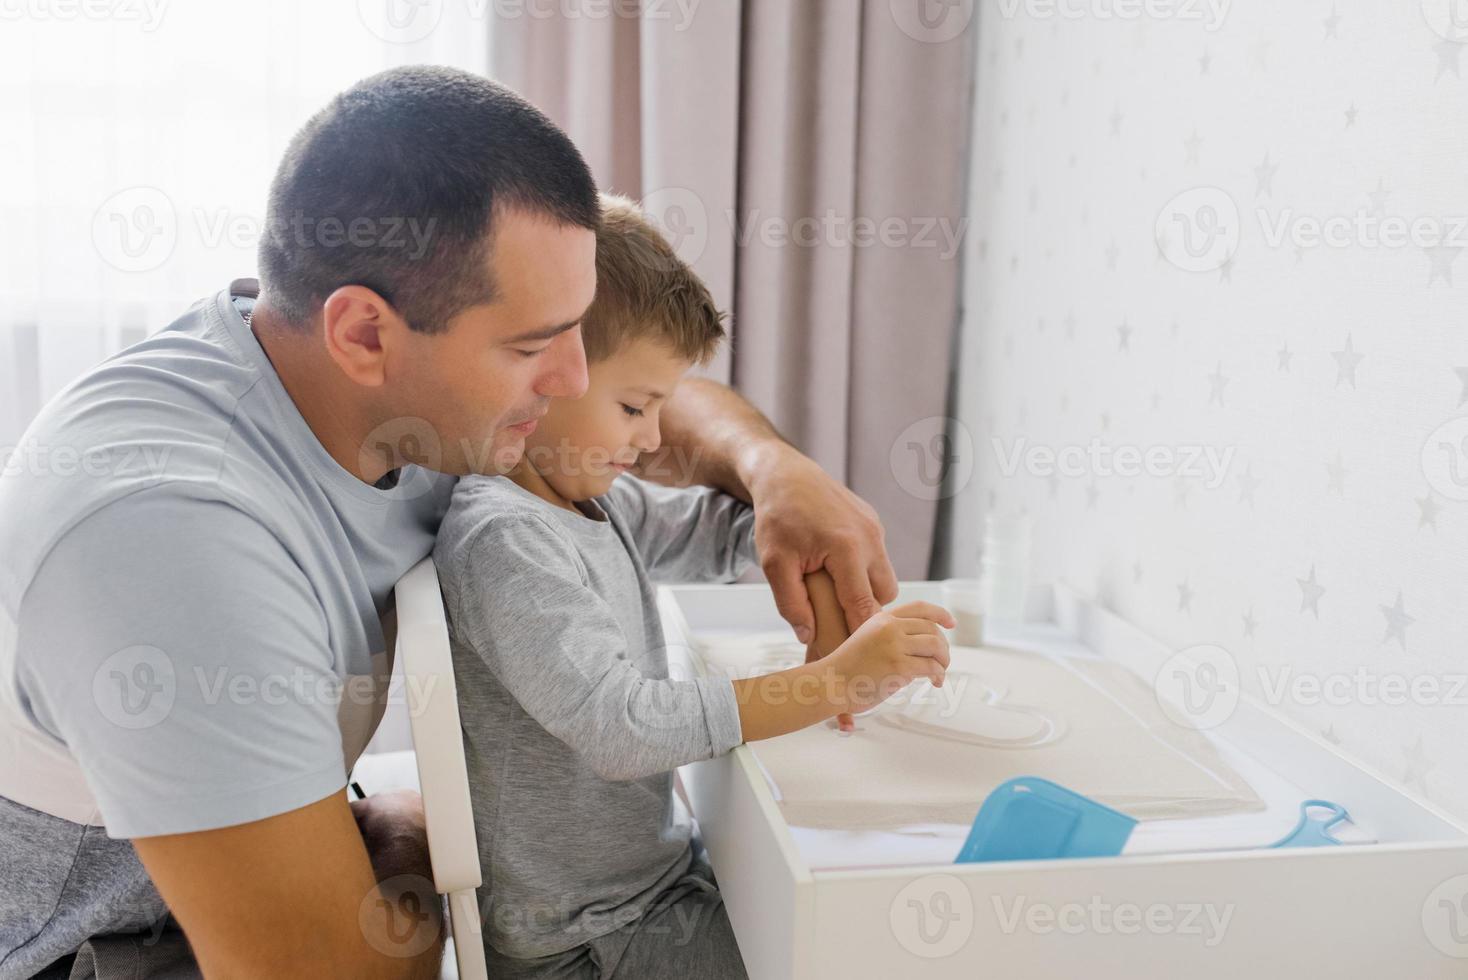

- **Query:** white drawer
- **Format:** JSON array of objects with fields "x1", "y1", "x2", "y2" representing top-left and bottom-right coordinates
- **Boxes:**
[{"x1": 660, "y1": 582, "x2": 1468, "y2": 979}]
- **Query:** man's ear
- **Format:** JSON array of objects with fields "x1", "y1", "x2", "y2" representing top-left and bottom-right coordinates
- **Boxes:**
[{"x1": 320, "y1": 285, "x2": 408, "y2": 388}]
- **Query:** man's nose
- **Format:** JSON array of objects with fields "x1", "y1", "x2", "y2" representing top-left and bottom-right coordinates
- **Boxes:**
[{"x1": 536, "y1": 327, "x2": 588, "y2": 399}]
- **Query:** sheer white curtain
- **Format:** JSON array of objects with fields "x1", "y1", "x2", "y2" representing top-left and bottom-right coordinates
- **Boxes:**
[{"x1": 0, "y1": 0, "x2": 490, "y2": 445}]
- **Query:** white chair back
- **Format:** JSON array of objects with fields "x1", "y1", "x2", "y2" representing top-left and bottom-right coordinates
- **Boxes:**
[{"x1": 394, "y1": 556, "x2": 489, "y2": 980}]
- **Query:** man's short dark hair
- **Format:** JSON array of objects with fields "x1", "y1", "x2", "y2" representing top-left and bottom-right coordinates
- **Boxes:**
[{"x1": 258, "y1": 65, "x2": 599, "y2": 333}]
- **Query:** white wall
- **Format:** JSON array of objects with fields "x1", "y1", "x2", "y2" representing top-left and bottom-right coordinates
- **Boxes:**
[{"x1": 948, "y1": 1, "x2": 1468, "y2": 819}]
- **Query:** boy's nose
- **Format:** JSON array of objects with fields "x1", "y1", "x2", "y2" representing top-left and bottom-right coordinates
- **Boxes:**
[{"x1": 634, "y1": 422, "x2": 661, "y2": 454}]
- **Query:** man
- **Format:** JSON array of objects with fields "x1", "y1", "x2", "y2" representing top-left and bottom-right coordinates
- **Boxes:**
[{"x1": 0, "y1": 66, "x2": 897, "y2": 978}]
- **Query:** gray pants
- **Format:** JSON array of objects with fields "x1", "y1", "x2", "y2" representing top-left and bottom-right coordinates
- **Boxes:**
[{"x1": 483, "y1": 859, "x2": 748, "y2": 980}]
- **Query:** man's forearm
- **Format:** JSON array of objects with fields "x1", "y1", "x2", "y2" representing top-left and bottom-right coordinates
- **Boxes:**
[
  {"x1": 637, "y1": 375, "x2": 900, "y2": 641},
  {"x1": 633, "y1": 377, "x2": 788, "y2": 502}
]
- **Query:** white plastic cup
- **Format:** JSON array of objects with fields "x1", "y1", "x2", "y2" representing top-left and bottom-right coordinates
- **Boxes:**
[
  {"x1": 940, "y1": 578, "x2": 985, "y2": 647},
  {"x1": 979, "y1": 513, "x2": 1031, "y2": 623}
]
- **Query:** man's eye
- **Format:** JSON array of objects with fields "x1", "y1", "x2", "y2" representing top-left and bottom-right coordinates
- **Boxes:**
[
  {"x1": 515, "y1": 346, "x2": 550, "y2": 358},
  {"x1": 622, "y1": 405, "x2": 645, "y2": 417}
]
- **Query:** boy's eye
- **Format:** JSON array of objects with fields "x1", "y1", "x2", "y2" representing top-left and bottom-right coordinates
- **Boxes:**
[
  {"x1": 515, "y1": 346, "x2": 550, "y2": 359},
  {"x1": 621, "y1": 404, "x2": 645, "y2": 418}
]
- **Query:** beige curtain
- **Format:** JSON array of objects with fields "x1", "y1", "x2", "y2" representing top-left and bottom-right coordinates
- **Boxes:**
[{"x1": 490, "y1": 1, "x2": 974, "y2": 578}]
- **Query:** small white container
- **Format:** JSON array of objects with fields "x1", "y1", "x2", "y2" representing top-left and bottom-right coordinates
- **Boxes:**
[
  {"x1": 980, "y1": 513, "x2": 1031, "y2": 623},
  {"x1": 939, "y1": 577, "x2": 985, "y2": 647}
]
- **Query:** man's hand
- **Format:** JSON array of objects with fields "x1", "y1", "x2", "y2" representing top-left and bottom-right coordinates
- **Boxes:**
[
  {"x1": 746, "y1": 445, "x2": 899, "y2": 643},
  {"x1": 349, "y1": 789, "x2": 433, "y2": 883}
]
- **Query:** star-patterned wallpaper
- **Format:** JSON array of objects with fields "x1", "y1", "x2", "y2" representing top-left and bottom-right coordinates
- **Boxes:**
[{"x1": 945, "y1": 1, "x2": 1468, "y2": 819}]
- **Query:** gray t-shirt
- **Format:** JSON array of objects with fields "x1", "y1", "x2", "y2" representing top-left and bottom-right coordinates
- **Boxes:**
[
  {"x1": 0, "y1": 279, "x2": 456, "y2": 978},
  {"x1": 432, "y1": 474, "x2": 756, "y2": 959}
]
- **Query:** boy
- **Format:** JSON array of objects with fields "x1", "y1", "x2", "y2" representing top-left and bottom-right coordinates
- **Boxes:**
[{"x1": 433, "y1": 195, "x2": 953, "y2": 978}]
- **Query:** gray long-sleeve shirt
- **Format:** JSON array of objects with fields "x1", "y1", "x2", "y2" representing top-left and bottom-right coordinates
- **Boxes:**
[{"x1": 432, "y1": 473, "x2": 757, "y2": 958}]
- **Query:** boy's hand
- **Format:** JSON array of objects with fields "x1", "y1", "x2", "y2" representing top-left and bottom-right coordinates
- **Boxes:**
[
  {"x1": 827, "y1": 601, "x2": 954, "y2": 715},
  {"x1": 732, "y1": 599, "x2": 954, "y2": 743}
]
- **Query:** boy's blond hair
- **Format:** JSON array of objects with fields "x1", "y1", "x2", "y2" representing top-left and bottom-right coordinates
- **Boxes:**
[{"x1": 581, "y1": 193, "x2": 726, "y2": 365}]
